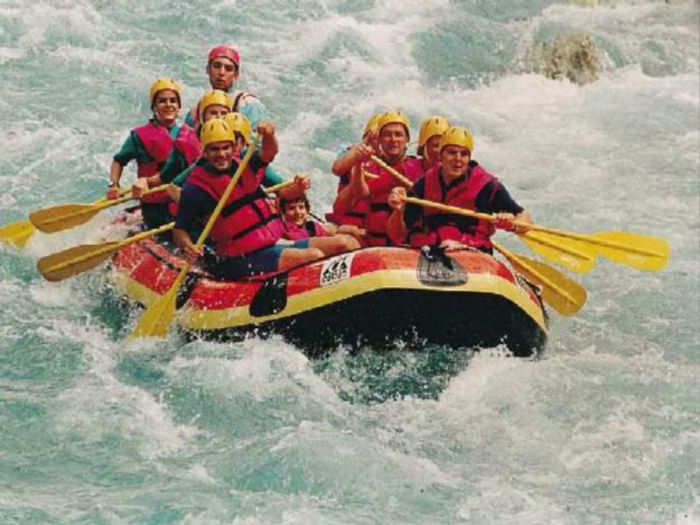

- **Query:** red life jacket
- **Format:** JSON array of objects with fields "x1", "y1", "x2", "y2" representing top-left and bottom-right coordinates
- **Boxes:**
[
  {"x1": 326, "y1": 170, "x2": 371, "y2": 227},
  {"x1": 185, "y1": 162, "x2": 284, "y2": 257},
  {"x1": 283, "y1": 219, "x2": 328, "y2": 240},
  {"x1": 411, "y1": 162, "x2": 497, "y2": 250},
  {"x1": 133, "y1": 122, "x2": 200, "y2": 203},
  {"x1": 364, "y1": 155, "x2": 424, "y2": 246}
]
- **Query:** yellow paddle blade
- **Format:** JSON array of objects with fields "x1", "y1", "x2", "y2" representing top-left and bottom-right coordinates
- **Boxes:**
[
  {"x1": 519, "y1": 230, "x2": 596, "y2": 274},
  {"x1": 29, "y1": 186, "x2": 165, "y2": 234},
  {"x1": 493, "y1": 242, "x2": 586, "y2": 316},
  {"x1": 0, "y1": 220, "x2": 36, "y2": 247},
  {"x1": 30, "y1": 202, "x2": 112, "y2": 233},
  {"x1": 129, "y1": 265, "x2": 188, "y2": 338},
  {"x1": 584, "y1": 231, "x2": 670, "y2": 271},
  {"x1": 510, "y1": 253, "x2": 587, "y2": 316},
  {"x1": 38, "y1": 241, "x2": 120, "y2": 282},
  {"x1": 36, "y1": 222, "x2": 175, "y2": 282}
]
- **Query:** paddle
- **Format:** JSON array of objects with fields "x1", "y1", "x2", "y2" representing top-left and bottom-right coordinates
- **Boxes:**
[
  {"x1": 519, "y1": 230, "x2": 596, "y2": 274},
  {"x1": 404, "y1": 196, "x2": 669, "y2": 272},
  {"x1": 129, "y1": 141, "x2": 258, "y2": 338},
  {"x1": 264, "y1": 179, "x2": 295, "y2": 194},
  {"x1": 492, "y1": 241, "x2": 586, "y2": 316},
  {"x1": 35, "y1": 177, "x2": 294, "y2": 282},
  {"x1": 30, "y1": 184, "x2": 170, "y2": 233},
  {"x1": 527, "y1": 229, "x2": 669, "y2": 272},
  {"x1": 37, "y1": 222, "x2": 175, "y2": 282},
  {"x1": 0, "y1": 220, "x2": 36, "y2": 248},
  {"x1": 1, "y1": 188, "x2": 133, "y2": 247}
]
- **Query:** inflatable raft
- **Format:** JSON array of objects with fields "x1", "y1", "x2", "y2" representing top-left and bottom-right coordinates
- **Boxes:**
[{"x1": 110, "y1": 238, "x2": 548, "y2": 357}]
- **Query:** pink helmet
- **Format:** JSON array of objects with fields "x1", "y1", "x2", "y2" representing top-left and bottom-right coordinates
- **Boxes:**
[{"x1": 207, "y1": 45, "x2": 240, "y2": 68}]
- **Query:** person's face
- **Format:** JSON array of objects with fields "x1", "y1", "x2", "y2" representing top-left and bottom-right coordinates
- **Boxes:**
[
  {"x1": 202, "y1": 104, "x2": 230, "y2": 123},
  {"x1": 378, "y1": 123, "x2": 408, "y2": 161},
  {"x1": 440, "y1": 145, "x2": 471, "y2": 180},
  {"x1": 203, "y1": 141, "x2": 234, "y2": 171},
  {"x1": 424, "y1": 135, "x2": 442, "y2": 167},
  {"x1": 207, "y1": 57, "x2": 238, "y2": 91},
  {"x1": 152, "y1": 90, "x2": 180, "y2": 125},
  {"x1": 283, "y1": 199, "x2": 308, "y2": 226}
]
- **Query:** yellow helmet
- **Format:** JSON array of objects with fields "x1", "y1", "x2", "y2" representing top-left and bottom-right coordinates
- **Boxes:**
[
  {"x1": 418, "y1": 115, "x2": 450, "y2": 147},
  {"x1": 377, "y1": 110, "x2": 410, "y2": 138},
  {"x1": 149, "y1": 77, "x2": 182, "y2": 108},
  {"x1": 438, "y1": 126, "x2": 474, "y2": 154},
  {"x1": 200, "y1": 118, "x2": 234, "y2": 149},
  {"x1": 224, "y1": 112, "x2": 252, "y2": 144},
  {"x1": 197, "y1": 89, "x2": 234, "y2": 123},
  {"x1": 362, "y1": 113, "x2": 382, "y2": 138}
]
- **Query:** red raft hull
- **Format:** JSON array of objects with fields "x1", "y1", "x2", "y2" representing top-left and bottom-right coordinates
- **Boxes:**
[{"x1": 110, "y1": 238, "x2": 548, "y2": 357}]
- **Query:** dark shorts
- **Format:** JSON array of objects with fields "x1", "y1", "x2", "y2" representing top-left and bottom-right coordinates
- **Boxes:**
[
  {"x1": 205, "y1": 239, "x2": 311, "y2": 280},
  {"x1": 141, "y1": 202, "x2": 174, "y2": 229}
]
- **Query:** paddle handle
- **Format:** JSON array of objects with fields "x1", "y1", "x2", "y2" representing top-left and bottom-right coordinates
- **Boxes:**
[
  {"x1": 369, "y1": 155, "x2": 413, "y2": 186},
  {"x1": 404, "y1": 197, "x2": 494, "y2": 221},
  {"x1": 122, "y1": 222, "x2": 175, "y2": 245},
  {"x1": 263, "y1": 179, "x2": 296, "y2": 194},
  {"x1": 98, "y1": 183, "x2": 171, "y2": 209},
  {"x1": 406, "y1": 196, "x2": 537, "y2": 234}
]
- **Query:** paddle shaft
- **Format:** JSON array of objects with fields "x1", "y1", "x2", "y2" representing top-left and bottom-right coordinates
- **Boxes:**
[
  {"x1": 369, "y1": 155, "x2": 413, "y2": 186},
  {"x1": 264, "y1": 180, "x2": 295, "y2": 194},
  {"x1": 492, "y1": 241, "x2": 581, "y2": 307},
  {"x1": 521, "y1": 230, "x2": 595, "y2": 262}
]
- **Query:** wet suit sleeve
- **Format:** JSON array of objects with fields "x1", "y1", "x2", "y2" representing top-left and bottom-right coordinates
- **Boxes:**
[
  {"x1": 334, "y1": 144, "x2": 352, "y2": 160},
  {"x1": 262, "y1": 164, "x2": 285, "y2": 186},
  {"x1": 175, "y1": 184, "x2": 216, "y2": 235},
  {"x1": 173, "y1": 164, "x2": 196, "y2": 187},
  {"x1": 475, "y1": 181, "x2": 524, "y2": 215},
  {"x1": 160, "y1": 149, "x2": 188, "y2": 183},
  {"x1": 184, "y1": 107, "x2": 196, "y2": 128},
  {"x1": 239, "y1": 96, "x2": 266, "y2": 129},
  {"x1": 403, "y1": 178, "x2": 426, "y2": 228},
  {"x1": 113, "y1": 131, "x2": 152, "y2": 166}
]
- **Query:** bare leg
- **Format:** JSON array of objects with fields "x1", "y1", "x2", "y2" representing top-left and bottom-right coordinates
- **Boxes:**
[
  {"x1": 310, "y1": 234, "x2": 360, "y2": 255},
  {"x1": 278, "y1": 247, "x2": 324, "y2": 272}
]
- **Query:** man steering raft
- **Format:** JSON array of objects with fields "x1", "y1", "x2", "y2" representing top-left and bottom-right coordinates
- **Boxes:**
[
  {"x1": 386, "y1": 126, "x2": 532, "y2": 252},
  {"x1": 173, "y1": 119, "x2": 357, "y2": 280}
]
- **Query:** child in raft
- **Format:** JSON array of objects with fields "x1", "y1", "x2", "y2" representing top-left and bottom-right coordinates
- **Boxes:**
[{"x1": 280, "y1": 193, "x2": 365, "y2": 242}]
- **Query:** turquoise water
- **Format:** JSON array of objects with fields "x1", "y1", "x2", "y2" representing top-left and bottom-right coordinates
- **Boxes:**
[{"x1": 1, "y1": 0, "x2": 699, "y2": 523}]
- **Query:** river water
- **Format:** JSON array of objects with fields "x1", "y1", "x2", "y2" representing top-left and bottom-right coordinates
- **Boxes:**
[{"x1": 1, "y1": 0, "x2": 698, "y2": 523}]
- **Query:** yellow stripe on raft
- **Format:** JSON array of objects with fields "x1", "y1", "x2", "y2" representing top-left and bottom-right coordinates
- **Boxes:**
[{"x1": 111, "y1": 266, "x2": 548, "y2": 334}]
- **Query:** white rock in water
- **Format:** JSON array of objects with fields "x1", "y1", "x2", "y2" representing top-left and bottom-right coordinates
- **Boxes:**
[{"x1": 526, "y1": 33, "x2": 602, "y2": 86}]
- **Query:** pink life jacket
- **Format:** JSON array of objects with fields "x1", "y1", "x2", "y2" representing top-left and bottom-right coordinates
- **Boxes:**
[
  {"x1": 133, "y1": 122, "x2": 200, "y2": 203},
  {"x1": 364, "y1": 155, "x2": 424, "y2": 246},
  {"x1": 185, "y1": 162, "x2": 284, "y2": 257},
  {"x1": 411, "y1": 162, "x2": 497, "y2": 250},
  {"x1": 283, "y1": 219, "x2": 329, "y2": 240}
]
